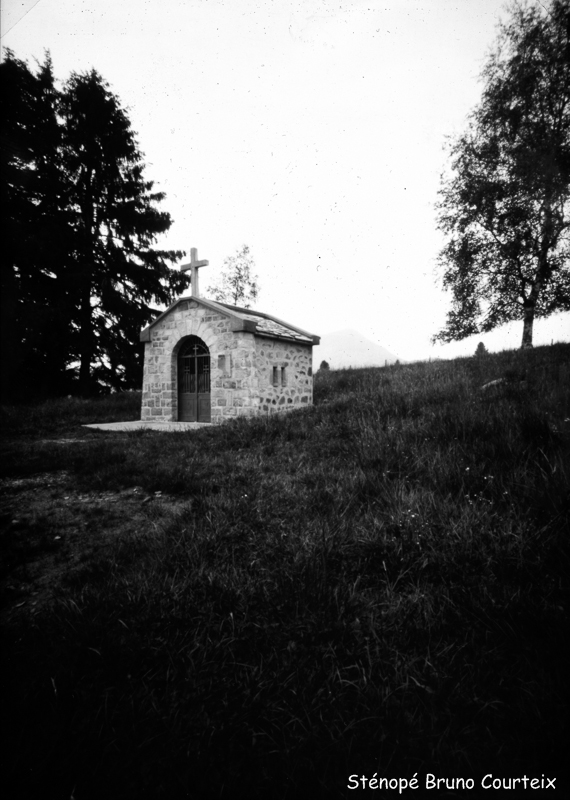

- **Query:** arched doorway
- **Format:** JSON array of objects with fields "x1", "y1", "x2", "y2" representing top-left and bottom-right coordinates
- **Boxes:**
[{"x1": 178, "y1": 337, "x2": 211, "y2": 422}]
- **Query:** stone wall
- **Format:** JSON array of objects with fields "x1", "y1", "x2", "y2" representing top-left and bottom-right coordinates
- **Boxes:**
[
  {"x1": 141, "y1": 301, "x2": 258, "y2": 423},
  {"x1": 255, "y1": 338, "x2": 313, "y2": 413},
  {"x1": 210, "y1": 329, "x2": 260, "y2": 421},
  {"x1": 141, "y1": 301, "x2": 314, "y2": 423}
]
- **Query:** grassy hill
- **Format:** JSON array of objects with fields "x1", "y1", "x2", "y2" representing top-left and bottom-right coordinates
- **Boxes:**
[{"x1": 1, "y1": 344, "x2": 569, "y2": 799}]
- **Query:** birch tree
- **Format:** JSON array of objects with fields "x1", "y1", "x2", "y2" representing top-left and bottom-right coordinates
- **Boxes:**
[{"x1": 434, "y1": 0, "x2": 570, "y2": 349}]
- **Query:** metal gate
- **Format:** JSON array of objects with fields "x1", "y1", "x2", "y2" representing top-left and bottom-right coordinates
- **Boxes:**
[{"x1": 178, "y1": 337, "x2": 211, "y2": 422}]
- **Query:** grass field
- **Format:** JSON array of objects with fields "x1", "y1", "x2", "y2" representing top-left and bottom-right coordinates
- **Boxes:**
[{"x1": 1, "y1": 344, "x2": 569, "y2": 799}]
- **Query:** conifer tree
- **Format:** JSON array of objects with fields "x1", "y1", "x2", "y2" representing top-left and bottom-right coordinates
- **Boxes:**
[
  {"x1": 61, "y1": 68, "x2": 189, "y2": 394},
  {"x1": 1, "y1": 52, "x2": 72, "y2": 395},
  {"x1": 1, "y1": 53, "x2": 190, "y2": 397}
]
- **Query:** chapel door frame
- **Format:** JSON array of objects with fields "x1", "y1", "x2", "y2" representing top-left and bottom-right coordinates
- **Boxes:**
[{"x1": 177, "y1": 337, "x2": 211, "y2": 423}]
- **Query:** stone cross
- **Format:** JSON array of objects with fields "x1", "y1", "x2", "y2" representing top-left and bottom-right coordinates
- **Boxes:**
[{"x1": 180, "y1": 247, "x2": 209, "y2": 298}]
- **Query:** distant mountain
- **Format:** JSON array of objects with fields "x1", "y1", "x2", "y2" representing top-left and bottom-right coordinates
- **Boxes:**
[{"x1": 313, "y1": 329, "x2": 399, "y2": 369}]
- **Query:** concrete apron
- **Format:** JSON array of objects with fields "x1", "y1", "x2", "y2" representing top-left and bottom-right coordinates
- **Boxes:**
[{"x1": 83, "y1": 421, "x2": 211, "y2": 432}]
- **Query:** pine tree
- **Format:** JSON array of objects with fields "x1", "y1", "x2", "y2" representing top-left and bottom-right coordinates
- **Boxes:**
[
  {"x1": 1, "y1": 51, "x2": 72, "y2": 396},
  {"x1": 60, "y1": 69, "x2": 188, "y2": 394},
  {"x1": 1, "y1": 53, "x2": 190, "y2": 397}
]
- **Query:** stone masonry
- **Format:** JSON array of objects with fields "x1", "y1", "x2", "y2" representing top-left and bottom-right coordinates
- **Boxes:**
[{"x1": 140, "y1": 296, "x2": 319, "y2": 424}]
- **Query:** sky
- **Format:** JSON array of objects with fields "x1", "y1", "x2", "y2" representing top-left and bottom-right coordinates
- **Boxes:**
[{"x1": 2, "y1": 0, "x2": 568, "y2": 363}]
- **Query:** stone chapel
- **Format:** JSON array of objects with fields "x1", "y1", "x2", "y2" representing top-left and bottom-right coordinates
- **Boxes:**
[{"x1": 140, "y1": 249, "x2": 320, "y2": 424}]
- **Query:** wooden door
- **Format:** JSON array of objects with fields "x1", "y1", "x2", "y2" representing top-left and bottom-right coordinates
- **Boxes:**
[{"x1": 178, "y1": 338, "x2": 211, "y2": 422}]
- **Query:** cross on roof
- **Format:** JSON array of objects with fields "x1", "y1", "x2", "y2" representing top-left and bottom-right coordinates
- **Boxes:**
[{"x1": 180, "y1": 247, "x2": 209, "y2": 298}]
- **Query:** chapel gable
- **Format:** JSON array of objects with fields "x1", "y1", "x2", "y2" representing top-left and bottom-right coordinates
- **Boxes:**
[{"x1": 140, "y1": 248, "x2": 319, "y2": 424}]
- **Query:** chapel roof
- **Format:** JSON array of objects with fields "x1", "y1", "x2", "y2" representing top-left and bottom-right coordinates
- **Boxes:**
[
  {"x1": 213, "y1": 301, "x2": 319, "y2": 344},
  {"x1": 140, "y1": 296, "x2": 320, "y2": 345}
]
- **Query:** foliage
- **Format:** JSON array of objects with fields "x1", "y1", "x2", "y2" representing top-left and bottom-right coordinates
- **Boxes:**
[
  {"x1": 1, "y1": 51, "x2": 189, "y2": 399},
  {"x1": 475, "y1": 341, "x2": 488, "y2": 357},
  {"x1": 2, "y1": 344, "x2": 569, "y2": 798},
  {"x1": 435, "y1": 0, "x2": 570, "y2": 349},
  {"x1": 207, "y1": 244, "x2": 260, "y2": 308},
  {"x1": 319, "y1": 359, "x2": 330, "y2": 370},
  {"x1": 1, "y1": 52, "x2": 71, "y2": 397}
]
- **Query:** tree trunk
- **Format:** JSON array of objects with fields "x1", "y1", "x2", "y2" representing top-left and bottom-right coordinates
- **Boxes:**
[
  {"x1": 521, "y1": 248, "x2": 548, "y2": 350},
  {"x1": 79, "y1": 176, "x2": 95, "y2": 396},
  {"x1": 0, "y1": 265, "x2": 20, "y2": 401},
  {"x1": 79, "y1": 280, "x2": 93, "y2": 396},
  {"x1": 521, "y1": 302, "x2": 535, "y2": 349}
]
